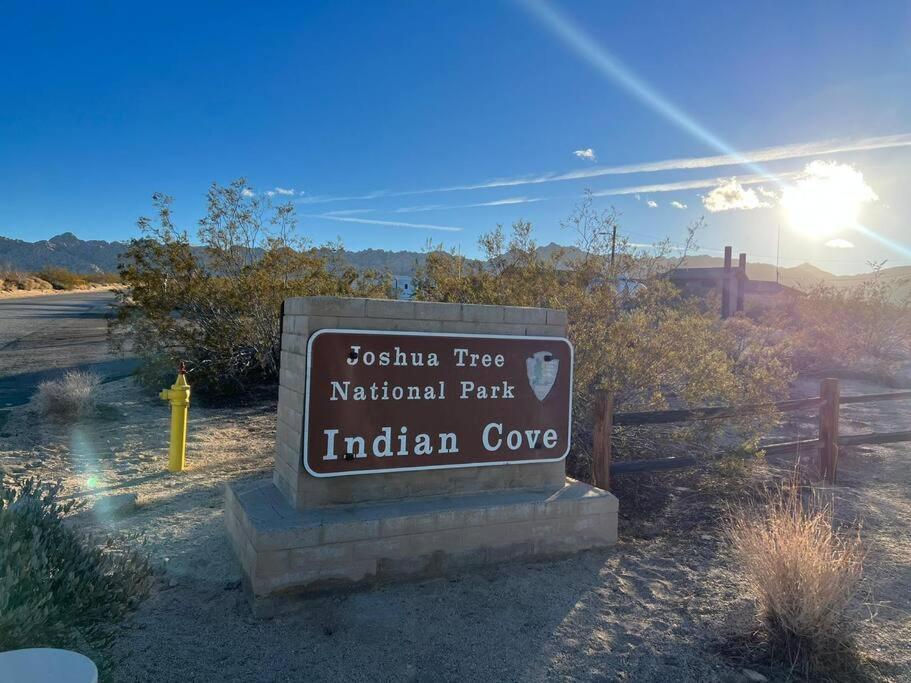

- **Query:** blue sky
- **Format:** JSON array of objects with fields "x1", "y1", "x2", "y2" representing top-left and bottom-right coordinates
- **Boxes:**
[{"x1": 1, "y1": 1, "x2": 909, "y2": 274}]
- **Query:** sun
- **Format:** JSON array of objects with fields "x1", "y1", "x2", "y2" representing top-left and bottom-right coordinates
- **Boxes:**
[{"x1": 781, "y1": 161, "x2": 878, "y2": 238}]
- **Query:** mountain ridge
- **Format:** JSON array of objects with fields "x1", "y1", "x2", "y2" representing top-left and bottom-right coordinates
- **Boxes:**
[{"x1": 1, "y1": 233, "x2": 907, "y2": 291}]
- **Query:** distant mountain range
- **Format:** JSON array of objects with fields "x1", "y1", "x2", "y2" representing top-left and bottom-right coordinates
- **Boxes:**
[
  {"x1": 1, "y1": 232, "x2": 908, "y2": 293},
  {"x1": 0, "y1": 233, "x2": 129, "y2": 273}
]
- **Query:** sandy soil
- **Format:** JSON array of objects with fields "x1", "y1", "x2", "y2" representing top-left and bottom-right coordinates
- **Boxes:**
[{"x1": 1, "y1": 377, "x2": 908, "y2": 682}]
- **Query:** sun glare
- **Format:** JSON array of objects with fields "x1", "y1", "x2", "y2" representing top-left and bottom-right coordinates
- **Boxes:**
[{"x1": 781, "y1": 160, "x2": 878, "y2": 238}]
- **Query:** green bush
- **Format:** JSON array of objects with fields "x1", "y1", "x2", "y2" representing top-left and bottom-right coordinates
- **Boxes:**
[
  {"x1": 111, "y1": 179, "x2": 389, "y2": 395},
  {"x1": 0, "y1": 478, "x2": 152, "y2": 653}
]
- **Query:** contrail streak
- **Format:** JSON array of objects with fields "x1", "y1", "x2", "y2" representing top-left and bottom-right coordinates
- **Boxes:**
[{"x1": 304, "y1": 214, "x2": 463, "y2": 232}]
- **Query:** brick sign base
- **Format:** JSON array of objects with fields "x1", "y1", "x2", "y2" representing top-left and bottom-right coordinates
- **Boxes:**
[{"x1": 225, "y1": 297, "x2": 618, "y2": 613}]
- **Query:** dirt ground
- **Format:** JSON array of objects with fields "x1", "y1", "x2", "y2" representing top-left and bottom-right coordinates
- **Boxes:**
[{"x1": 0, "y1": 376, "x2": 908, "y2": 682}]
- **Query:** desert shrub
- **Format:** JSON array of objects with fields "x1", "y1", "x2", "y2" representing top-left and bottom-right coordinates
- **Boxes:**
[
  {"x1": 0, "y1": 265, "x2": 53, "y2": 292},
  {"x1": 36, "y1": 266, "x2": 89, "y2": 290},
  {"x1": 0, "y1": 478, "x2": 152, "y2": 652},
  {"x1": 81, "y1": 272, "x2": 121, "y2": 285},
  {"x1": 727, "y1": 483, "x2": 865, "y2": 676},
  {"x1": 766, "y1": 267, "x2": 911, "y2": 373},
  {"x1": 111, "y1": 179, "x2": 389, "y2": 395},
  {"x1": 36, "y1": 370, "x2": 101, "y2": 419},
  {"x1": 414, "y1": 194, "x2": 793, "y2": 478}
]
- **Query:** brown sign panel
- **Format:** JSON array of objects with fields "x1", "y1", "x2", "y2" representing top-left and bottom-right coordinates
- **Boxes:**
[{"x1": 303, "y1": 329, "x2": 573, "y2": 477}]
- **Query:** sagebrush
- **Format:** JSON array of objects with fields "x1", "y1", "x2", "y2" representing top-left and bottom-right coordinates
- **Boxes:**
[
  {"x1": 727, "y1": 482, "x2": 865, "y2": 677},
  {"x1": 36, "y1": 370, "x2": 101, "y2": 419},
  {"x1": 0, "y1": 478, "x2": 152, "y2": 652},
  {"x1": 765, "y1": 265, "x2": 911, "y2": 373}
]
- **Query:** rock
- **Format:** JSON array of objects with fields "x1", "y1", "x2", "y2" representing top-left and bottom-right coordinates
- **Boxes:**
[
  {"x1": 701, "y1": 534, "x2": 713, "y2": 541},
  {"x1": 100, "y1": 492, "x2": 138, "y2": 515},
  {"x1": 168, "y1": 578, "x2": 179, "y2": 588},
  {"x1": 741, "y1": 669, "x2": 768, "y2": 682}
]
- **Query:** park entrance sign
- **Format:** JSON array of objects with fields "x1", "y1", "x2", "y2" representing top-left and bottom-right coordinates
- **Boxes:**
[
  {"x1": 304, "y1": 330, "x2": 573, "y2": 476},
  {"x1": 225, "y1": 297, "x2": 617, "y2": 615}
]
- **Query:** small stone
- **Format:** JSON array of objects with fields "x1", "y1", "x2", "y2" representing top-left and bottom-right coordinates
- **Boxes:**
[
  {"x1": 701, "y1": 534, "x2": 713, "y2": 541},
  {"x1": 168, "y1": 578, "x2": 179, "y2": 588},
  {"x1": 742, "y1": 669, "x2": 768, "y2": 682},
  {"x1": 100, "y1": 492, "x2": 138, "y2": 515}
]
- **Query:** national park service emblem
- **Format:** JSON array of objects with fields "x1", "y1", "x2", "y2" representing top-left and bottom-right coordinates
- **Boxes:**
[{"x1": 526, "y1": 351, "x2": 559, "y2": 402}]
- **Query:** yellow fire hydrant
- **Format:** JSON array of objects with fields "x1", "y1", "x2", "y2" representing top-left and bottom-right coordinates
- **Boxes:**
[{"x1": 159, "y1": 362, "x2": 190, "y2": 472}]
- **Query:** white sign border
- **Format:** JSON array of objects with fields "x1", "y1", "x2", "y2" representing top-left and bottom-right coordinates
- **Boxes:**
[{"x1": 301, "y1": 328, "x2": 574, "y2": 478}]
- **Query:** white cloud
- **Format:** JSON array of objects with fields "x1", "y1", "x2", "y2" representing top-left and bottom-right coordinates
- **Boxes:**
[
  {"x1": 757, "y1": 186, "x2": 778, "y2": 200},
  {"x1": 825, "y1": 238, "x2": 855, "y2": 248},
  {"x1": 241, "y1": 188, "x2": 255, "y2": 197},
  {"x1": 634, "y1": 193, "x2": 641, "y2": 201},
  {"x1": 702, "y1": 178, "x2": 772, "y2": 213},
  {"x1": 573, "y1": 148, "x2": 597, "y2": 162},
  {"x1": 646, "y1": 200, "x2": 658, "y2": 208},
  {"x1": 306, "y1": 214, "x2": 462, "y2": 232},
  {"x1": 274, "y1": 187, "x2": 295, "y2": 196},
  {"x1": 266, "y1": 190, "x2": 275, "y2": 197},
  {"x1": 670, "y1": 201, "x2": 687, "y2": 209}
]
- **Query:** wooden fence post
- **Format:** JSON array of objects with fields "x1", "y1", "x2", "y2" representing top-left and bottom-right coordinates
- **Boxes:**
[
  {"x1": 593, "y1": 392, "x2": 614, "y2": 490},
  {"x1": 818, "y1": 378, "x2": 840, "y2": 483}
]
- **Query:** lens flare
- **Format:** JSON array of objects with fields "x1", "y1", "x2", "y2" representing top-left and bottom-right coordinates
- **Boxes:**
[{"x1": 519, "y1": 0, "x2": 784, "y2": 188}]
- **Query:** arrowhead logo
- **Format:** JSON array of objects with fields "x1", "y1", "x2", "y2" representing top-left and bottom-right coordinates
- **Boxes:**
[{"x1": 526, "y1": 351, "x2": 559, "y2": 402}]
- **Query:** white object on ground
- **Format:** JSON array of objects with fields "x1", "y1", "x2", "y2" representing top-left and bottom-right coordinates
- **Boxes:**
[{"x1": 0, "y1": 648, "x2": 97, "y2": 683}]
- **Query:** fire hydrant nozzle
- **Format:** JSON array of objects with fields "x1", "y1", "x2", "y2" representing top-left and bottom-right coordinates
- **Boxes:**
[{"x1": 160, "y1": 365, "x2": 191, "y2": 472}]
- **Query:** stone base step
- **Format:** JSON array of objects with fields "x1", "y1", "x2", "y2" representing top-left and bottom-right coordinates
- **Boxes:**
[{"x1": 225, "y1": 478, "x2": 618, "y2": 616}]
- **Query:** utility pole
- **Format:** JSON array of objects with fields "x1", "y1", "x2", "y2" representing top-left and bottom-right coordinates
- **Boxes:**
[
  {"x1": 609, "y1": 222, "x2": 617, "y2": 277},
  {"x1": 776, "y1": 223, "x2": 781, "y2": 285}
]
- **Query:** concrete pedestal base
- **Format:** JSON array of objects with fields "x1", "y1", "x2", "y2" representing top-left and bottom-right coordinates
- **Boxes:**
[{"x1": 225, "y1": 478, "x2": 618, "y2": 616}]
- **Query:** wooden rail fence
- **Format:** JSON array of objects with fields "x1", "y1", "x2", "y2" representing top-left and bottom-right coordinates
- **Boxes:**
[{"x1": 592, "y1": 379, "x2": 911, "y2": 490}]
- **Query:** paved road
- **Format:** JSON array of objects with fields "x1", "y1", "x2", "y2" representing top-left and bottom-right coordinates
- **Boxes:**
[{"x1": 0, "y1": 291, "x2": 138, "y2": 408}]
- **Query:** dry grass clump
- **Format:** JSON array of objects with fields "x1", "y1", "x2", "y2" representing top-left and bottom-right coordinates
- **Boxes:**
[
  {"x1": 727, "y1": 482, "x2": 866, "y2": 677},
  {"x1": 36, "y1": 370, "x2": 101, "y2": 419}
]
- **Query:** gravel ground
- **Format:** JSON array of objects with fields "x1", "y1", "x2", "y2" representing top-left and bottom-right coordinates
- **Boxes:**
[{"x1": 1, "y1": 377, "x2": 908, "y2": 682}]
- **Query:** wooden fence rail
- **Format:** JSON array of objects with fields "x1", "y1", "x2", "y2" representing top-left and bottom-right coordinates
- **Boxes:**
[{"x1": 593, "y1": 379, "x2": 911, "y2": 490}]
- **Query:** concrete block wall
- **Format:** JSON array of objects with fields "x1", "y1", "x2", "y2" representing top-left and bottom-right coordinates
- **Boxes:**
[
  {"x1": 275, "y1": 296, "x2": 569, "y2": 510},
  {"x1": 226, "y1": 477, "x2": 618, "y2": 615}
]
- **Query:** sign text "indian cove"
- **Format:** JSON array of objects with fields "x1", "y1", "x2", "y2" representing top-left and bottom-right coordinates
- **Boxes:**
[{"x1": 302, "y1": 330, "x2": 573, "y2": 477}]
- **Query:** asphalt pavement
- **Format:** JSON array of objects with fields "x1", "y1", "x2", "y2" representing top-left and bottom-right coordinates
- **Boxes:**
[{"x1": 0, "y1": 290, "x2": 138, "y2": 408}]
